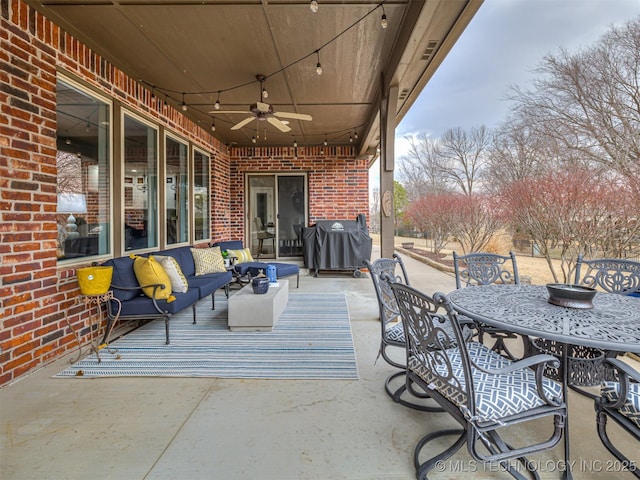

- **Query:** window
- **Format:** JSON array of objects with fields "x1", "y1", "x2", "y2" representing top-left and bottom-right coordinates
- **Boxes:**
[
  {"x1": 166, "y1": 136, "x2": 189, "y2": 245},
  {"x1": 193, "y1": 149, "x2": 210, "y2": 242},
  {"x1": 56, "y1": 78, "x2": 111, "y2": 261},
  {"x1": 123, "y1": 113, "x2": 158, "y2": 251}
]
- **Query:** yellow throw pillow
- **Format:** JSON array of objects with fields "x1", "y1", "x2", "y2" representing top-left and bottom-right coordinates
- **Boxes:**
[
  {"x1": 132, "y1": 255, "x2": 175, "y2": 302},
  {"x1": 227, "y1": 247, "x2": 254, "y2": 264},
  {"x1": 191, "y1": 247, "x2": 226, "y2": 275},
  {"x1": 154, "y1": 255, "x2": 189, "y2": 293}
]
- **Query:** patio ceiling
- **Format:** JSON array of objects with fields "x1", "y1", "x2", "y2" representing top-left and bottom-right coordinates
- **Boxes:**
[{"x1": 25, "y1": 0, "x2": 482, "y2": 158}]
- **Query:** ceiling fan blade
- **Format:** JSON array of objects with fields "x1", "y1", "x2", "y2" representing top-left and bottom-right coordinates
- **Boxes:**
[
  {"x1": 208, "y1": 110, "x2": 251, "y2": 114},
  {"x1": 274, "y1": 111, "x2": 312, "y2": 121},
  {"x1": 267, "y1": 117, "x2": 291, "y2": 133},
  {"x1": 231, "y1": 116, "x2": 256, "y2": 130}
]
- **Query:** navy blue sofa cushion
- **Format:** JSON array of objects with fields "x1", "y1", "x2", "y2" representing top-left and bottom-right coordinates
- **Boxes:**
[
  {"x1": 103, "y1": 255, "x2": 141, "y2": 301},
  {"x1": 117, "y1": 289, "x2": 200, "y2": 316},
  {"x1": 189, "y1": 271, "x2": 233, "y2": 298},
  {"x1": 213, "y1": 240, "x2": 244, "y2": 253}
]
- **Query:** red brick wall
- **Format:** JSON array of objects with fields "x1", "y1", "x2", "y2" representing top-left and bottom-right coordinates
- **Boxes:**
[
  {"x1": 224, "y1": 145, "x2": 369, "y2": 243},
  {"x1": 0, "y1": 0, "x2": 229, "y2": 385}
]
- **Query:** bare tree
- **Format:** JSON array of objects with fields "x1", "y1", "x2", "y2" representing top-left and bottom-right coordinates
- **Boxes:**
[
  {"x1": 508, "y1": 17, "x2": 640, "y2": 180},
  {"x1": 405, "y1": 192, "x2": 503, "y2": 254},
  {"x1": 437, "y1": 125, "x2": 491, "y2": 195},
  {"x1": 56, "y1": 151, "x2": 83, "y2": 193},
  {"x1": 484, "y1": 118, "x2": 547, "y2": 192},
  {"x1": 498, "y1": 169, "x2": 640, "y2": 282},
  {"x1": 447, "y1": 193, "x2": 503, "y2": 253},
  {"x1": 404, "y1": 193, "x2": 454, "y2": 253},
  {"x1": 398, "y1": 133, "x2": 449, "y2": 201}
]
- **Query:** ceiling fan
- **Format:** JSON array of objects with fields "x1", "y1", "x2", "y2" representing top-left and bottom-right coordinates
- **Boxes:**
[{"x1": 210, "y1": 75, "x2": 312, "y2": 133}]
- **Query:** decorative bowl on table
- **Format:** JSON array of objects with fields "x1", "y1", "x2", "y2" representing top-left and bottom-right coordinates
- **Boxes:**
[
  {"x1": 546, "y1": 283, "x2": 596, "y2": 309},
  {"x1": 252, "y1": 276, "x2": 270, "y2": 294}
]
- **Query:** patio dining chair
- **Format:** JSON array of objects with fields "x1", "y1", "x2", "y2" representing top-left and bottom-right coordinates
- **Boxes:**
[
  {"x1": 389, "y1": 282, "x2": 567, "y2": 480},
  {"x1": 595, "y1": 358, "x2": 640, "y2": 478},
  {"x1": 452, "y1": 251, "x2": 525, "y2": 360},
  {"x1": 363, "y1": 254, "x2": 440, "y2": 411},
  {"x1": 566, "y1": 255, "x2": 640, "y2": 397}
]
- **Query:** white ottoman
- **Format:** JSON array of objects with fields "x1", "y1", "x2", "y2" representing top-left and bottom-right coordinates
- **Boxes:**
[{"x1": 228, "y1": 279, "x2": 289, "y2": 331}]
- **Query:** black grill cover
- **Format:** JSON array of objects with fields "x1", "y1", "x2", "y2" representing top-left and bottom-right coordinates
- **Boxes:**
[{"x1": 303, "y1": 215, "x2": 372, "y2": 274}]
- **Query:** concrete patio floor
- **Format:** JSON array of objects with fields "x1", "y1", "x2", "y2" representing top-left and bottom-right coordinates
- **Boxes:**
[{"x1": 1, "y1": 248, "x2": 638, "y2": 480}]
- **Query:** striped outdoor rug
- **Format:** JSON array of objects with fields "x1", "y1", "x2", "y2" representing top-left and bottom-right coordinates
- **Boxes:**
[{"x1": 55, "y1": 292, "x2": 358, "y2": 380}]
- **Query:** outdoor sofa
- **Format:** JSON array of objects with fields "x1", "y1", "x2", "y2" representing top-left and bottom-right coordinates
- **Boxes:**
[{"x1": 101, "y1": 245, "x2": 233, "y2": 344}]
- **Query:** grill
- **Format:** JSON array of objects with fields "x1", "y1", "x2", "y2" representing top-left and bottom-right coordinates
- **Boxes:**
[{"x1": 303, "y1": 214, "x2": 372, "y2": 277}]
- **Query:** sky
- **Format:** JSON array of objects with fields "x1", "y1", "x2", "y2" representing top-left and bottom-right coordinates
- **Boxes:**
[{"x1": 390, "y1": 0, "x2": 640, "y2": 162}]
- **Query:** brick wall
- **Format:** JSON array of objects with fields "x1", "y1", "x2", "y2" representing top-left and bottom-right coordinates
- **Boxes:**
[
  {"x1": 225, "y1": 145, "x2": 369, "y2": 242},
  {"x1": 0, "y1": 0, "x2": 229, "y2": 385}
]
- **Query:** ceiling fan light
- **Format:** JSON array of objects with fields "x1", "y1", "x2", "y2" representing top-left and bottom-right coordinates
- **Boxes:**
[
  {"x1": 262, "y1": 88, "x2": 268, "y2": 99},
  {"x1": 310, "y1": 0, "x2": 318, "y2": 13}
]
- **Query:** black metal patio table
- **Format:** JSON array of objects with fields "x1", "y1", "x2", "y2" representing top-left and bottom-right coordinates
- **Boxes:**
[{"x1": 448, "y1": 284, "x2": 640, "y2": 480}]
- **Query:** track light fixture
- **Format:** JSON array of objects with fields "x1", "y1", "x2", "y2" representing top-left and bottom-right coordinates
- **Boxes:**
[
  {"x1": 380, "y1": 5, "x2": 388, "y2": 29},
  {"x1": 310, "y1": 0, "x2": 318, "y2": 13},
  {"x1": 315, "y1": 50, "x2": 323, "y2": 75},
  {"x1": 181, "y1": 93, "x2": 187, "y2": 111},
  {"x1": 214, "y1": 92, "x2": 221, "y2": 110}
]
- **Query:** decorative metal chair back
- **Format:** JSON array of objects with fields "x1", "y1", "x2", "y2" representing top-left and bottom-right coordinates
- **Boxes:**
[
  {"x1": 364, "y1": 254, "x2": 410, "y2": 369},
  {"x1": 390, "y1": 282, "x2": 566, "y2": 478},
  {"x1": 575, "y1": 255, "x2": 640, "y2": 296},
  {"x1": 452, "y1": 251, "x2": 521, "y2": 359},
  {"x1": 453, "y1": 251, "x2": 520, "y2": 288}
]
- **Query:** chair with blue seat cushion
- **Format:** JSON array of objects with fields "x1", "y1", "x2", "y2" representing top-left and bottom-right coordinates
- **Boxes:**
[
  {"x1": 569, "y1": 255, "x2": 640, "y2": 396},
  {"x1": 364, "y1": 254, "x2": 440, "y2": 411},
  {"x1": 212, "y1": 240, "x2": 300, "y2": 288},
  {"x1": 595, "y1": 358, "x2": 640, "y2": 478},
  {"x1": 389, "y1": 282, "x2": 566, "y2": 480}
]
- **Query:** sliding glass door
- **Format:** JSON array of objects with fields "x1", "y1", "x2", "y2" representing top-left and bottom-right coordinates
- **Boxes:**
[{"x1": 247, "y1": 174, "x2": 307, "y2": 259}]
